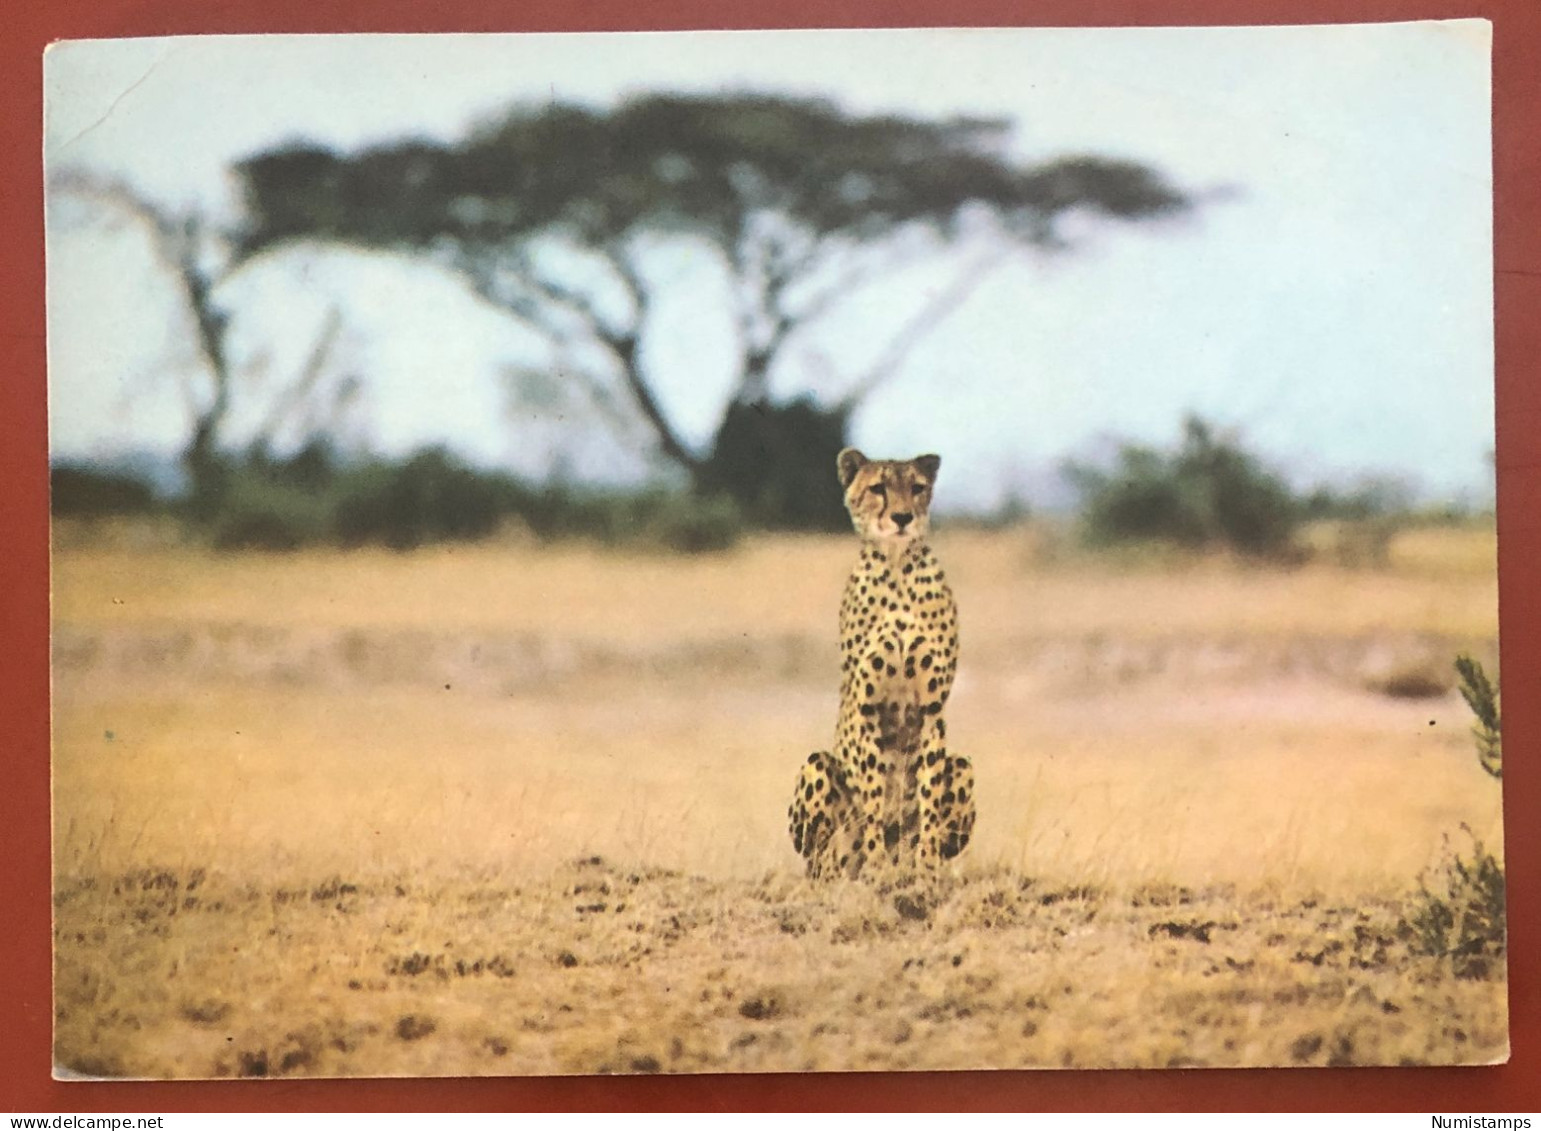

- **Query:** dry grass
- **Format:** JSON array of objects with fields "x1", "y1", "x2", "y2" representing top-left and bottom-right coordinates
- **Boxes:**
[
  {"x1": 51, "y1": 521, "x2": 1506, "y2": 1075},
  {"x1": 52, "y1": 520, "x2": 1497, "y2": 640},
  {"x1": 52, "y1": 862, "x2": 1506, "y2": 1077}
]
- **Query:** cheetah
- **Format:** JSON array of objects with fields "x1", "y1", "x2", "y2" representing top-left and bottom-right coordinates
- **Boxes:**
[{"x1": 788, "y1": 448, "x2": 975, "y2": 881}]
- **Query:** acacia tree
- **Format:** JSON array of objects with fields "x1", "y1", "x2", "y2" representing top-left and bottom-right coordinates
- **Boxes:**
[
  {"x1": 233, "y1": 93, "x2": 1192, "y2": 527},
  {"x1": 51, "y1": 171, "x2": 346, "y2": 515}
]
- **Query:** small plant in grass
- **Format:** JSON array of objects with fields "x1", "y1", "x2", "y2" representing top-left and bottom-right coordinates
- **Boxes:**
[
  {"x1": 1404, "y1": 655, "x2": 1505, "y2": 977},
  {"x1": 1407, "y1": 824, "x2": 1506, "y2": 979}
]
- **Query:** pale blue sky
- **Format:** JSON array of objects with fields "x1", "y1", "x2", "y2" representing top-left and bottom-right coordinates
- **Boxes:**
[{"x1": 44, "y1": 24, "x2": 1494, "y2": 509}]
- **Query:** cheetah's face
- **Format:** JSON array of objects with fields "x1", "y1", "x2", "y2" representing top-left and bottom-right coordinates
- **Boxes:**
[{"x1": 837, "y1": 448, "x2": 940, "y2": 545}]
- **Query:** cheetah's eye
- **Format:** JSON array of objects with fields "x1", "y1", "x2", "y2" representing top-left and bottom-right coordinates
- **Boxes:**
[{"x1": 867, "y1": 484, "x2": 887, "y2": 497}]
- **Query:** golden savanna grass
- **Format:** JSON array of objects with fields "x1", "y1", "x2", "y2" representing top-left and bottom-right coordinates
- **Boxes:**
[{"x1": 51, "y1": 520, "x2": 1506, "y2": 1076}]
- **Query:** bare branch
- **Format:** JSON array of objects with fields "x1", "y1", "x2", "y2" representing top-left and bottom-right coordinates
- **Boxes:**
[
  {"x1": 731, "y1": 226, "x2": 951, "y2": 406},
  {"x1": 460, "y1": 239, "x2": 701, "y2": 472},
  {"x1": 50, "y1": 169, "x2": 185, "y2": 252},
  {"x1": 591, "y1": 240, "x2": 703, "y2": 470},
  {"x1": 834, "y1": 245, "x2": 1011, "y2": 413},
  {"x1": 458, "y1": 249, "x2": 618, "y2": 405},
  {"x1": 52, "y1": 170, "x2": 241, "y2": 497},
  {"x1": 250, "y1": 305, "x2": 344, "y2": 444},
  {"x1": 602, "y1": 240, "x2": 648, "y2": 320}
]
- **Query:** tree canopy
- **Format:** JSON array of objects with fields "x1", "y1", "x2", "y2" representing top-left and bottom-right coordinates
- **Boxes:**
[{"x1": 229, "y1": 93, "x2": 1192, "y2": 526}]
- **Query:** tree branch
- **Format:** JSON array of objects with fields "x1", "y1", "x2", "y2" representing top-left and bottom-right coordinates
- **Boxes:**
[
  {"x1": 596, "y1": 242, "x2": 701, "y2": 471},
  {"x1": 461, "y1": 239, "x2": 703, "y2": 473},
  {"x1": 250, "y1": 304, "x2": 344, "y2": 444},
  {"x1": 52, "y1": 171, "x2": 241, "y2": 494},
  {"x1": 731, "y1": 227, "x2": 943, "y2": 406},
  {"x1": 729, "y1": 217, "x2": 837, "y2": 403},
  {"x1": 834, "y1": 244, "x2": 1010, "y2": 413}
]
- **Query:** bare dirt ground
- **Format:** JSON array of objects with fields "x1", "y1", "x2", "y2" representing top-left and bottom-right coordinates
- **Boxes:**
[{"x1": 50, "y1": 523, "x2": 1507, "y2": 1076}]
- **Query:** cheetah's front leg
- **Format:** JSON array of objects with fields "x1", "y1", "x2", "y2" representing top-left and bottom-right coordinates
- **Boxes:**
[
  {"x1": 789, "y1": 750, "x2": 859, "y2": 879},
  {"x1": 854, "y1": 702, "x2": 928, "y2": 878},
  {"x1": 915, "y1": 720, "x2": 974, "y2": 866}
]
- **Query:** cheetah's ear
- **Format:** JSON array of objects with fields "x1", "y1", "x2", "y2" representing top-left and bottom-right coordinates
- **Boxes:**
[
  {"x1": 913, "y1": 454, "x2": 941, "y2": 482},
  {"x1": 837, "y1": 448, "x2": 869, "y2": 488}
]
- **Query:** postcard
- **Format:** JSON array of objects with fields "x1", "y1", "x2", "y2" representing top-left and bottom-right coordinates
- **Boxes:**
[{"x1": 46, "y1": 23, "x2": 1501, "y2": 1076}]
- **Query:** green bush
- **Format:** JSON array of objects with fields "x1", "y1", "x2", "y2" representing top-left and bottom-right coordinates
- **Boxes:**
[
  {"x1": 186, "y1": 446, "x2": 742, "y2": 554},
  {"x1": 50, "y1": 465, "x2": 158, "y2": 517},
  {"x1": 208, "y1": 477, "x2": 333, "y2": 551},
  {"x1": 1403, "y1": 656, "x2": 1505, "y2": 977},
  {"x1": 1406, "y1": 825, "x2": 1506, "y2": 979},
  {"x1": 1064, "y1": 415, "x2": 1302, "y2": 559},
  {"x1": 1301, "y1": 477, "x2": 1417, "y2": 522},
  {"x1": 332, "y1": 449, "x2": 527, "y2": 550},
  {"x1": 518, "y1": 484, "x2": 744, "y2": 553},
  {"x1": 640, "y1": 492, "x2": 743, "y2": 554},
  {"x1": 697, "y1": 396, "x2": 850, "y2": 532},
  {"x1": 243, "y1": 438, "x2": 341, "y2": 493}
]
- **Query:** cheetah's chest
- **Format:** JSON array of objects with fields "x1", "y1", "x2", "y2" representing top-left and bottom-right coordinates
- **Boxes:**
[{"x1": 839, "y1": 548, "x2": 957, "y2": 706}]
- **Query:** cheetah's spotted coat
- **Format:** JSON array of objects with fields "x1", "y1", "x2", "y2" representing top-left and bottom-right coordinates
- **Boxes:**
[{"x1": 788, "y1": 448, "x2": 975, "y2": 880}]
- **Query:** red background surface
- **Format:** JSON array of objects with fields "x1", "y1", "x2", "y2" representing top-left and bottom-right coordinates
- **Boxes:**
[{"x1": 3, "y1": 0, "x2": 1536, "y2": 1113}]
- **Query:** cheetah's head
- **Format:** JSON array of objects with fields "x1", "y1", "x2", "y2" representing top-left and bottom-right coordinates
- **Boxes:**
[{"x1": 837, "y1": 448, "x2": 940, "y2": 546}]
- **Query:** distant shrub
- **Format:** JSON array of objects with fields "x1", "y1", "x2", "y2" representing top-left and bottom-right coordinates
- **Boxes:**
[
  {"x1": 642, "y1": 492, "x2": 743, "y2": 554},
  {"x1": 333, "y1": 449, "x2": 525, "y2": 550},
  {"x1": 1064, "y1": 416, "x2": 1302, "y2": 560},
  {"x1": 200, "y1": 440, "x2": 345, "y2": 551},
  {"x1": 697, "y1": 396, "x2": 850, "y2": 532},
  {"x1": 243, "y1": 438, "x2": 342, "y2": 493},
  {"x1": 208, "y1": 476, "x2": 333, "y2": 551},
  {"x1": 518, "y1": 484, "x2": 744, "y2": 553},
  {"x1": 188, "y1": 446, "x2": 742, "y2": 554},
  {"x1": 51, "y1": 465, "x2": 158, "y2": 517},
  {"x1": 1301, "y1": 477, "x2": 1418, "y2": 522},
  {"x1": 508, "y1": 482, "x2": 636, "y2": 543}
]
